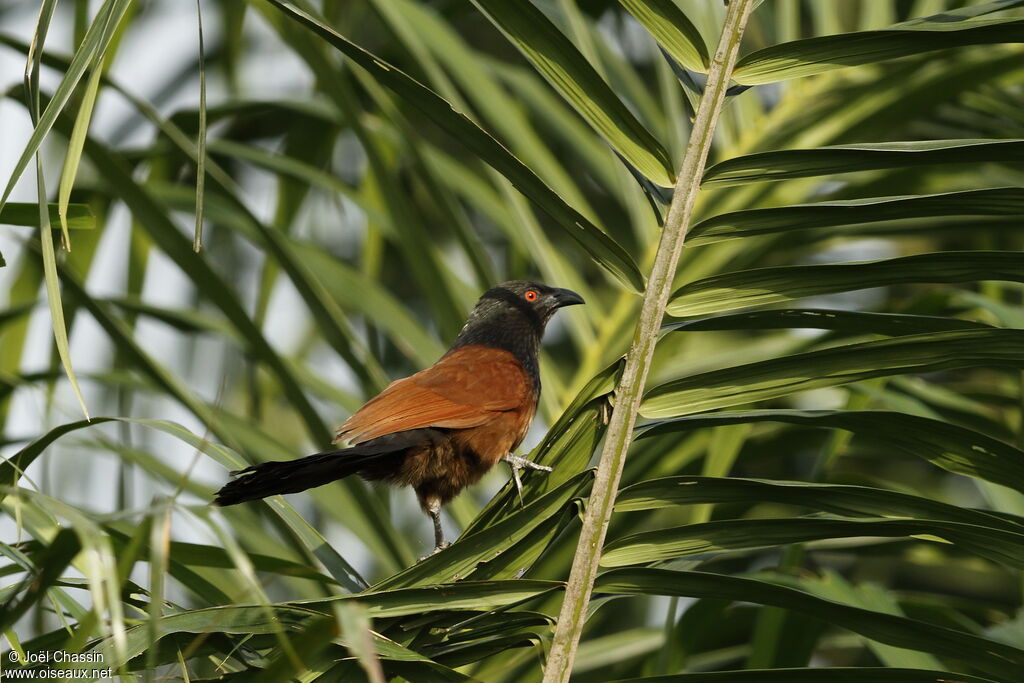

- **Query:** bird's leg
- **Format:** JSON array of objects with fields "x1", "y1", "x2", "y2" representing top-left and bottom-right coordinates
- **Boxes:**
[
  {"x1": 502, "y1": 454, "x2": 553, "y2": 507},
  {"x1": 507, "y1": 459, "x2": 525, "y2": 507},
  {"x1": 422, "y1": 498, "x2": 450, "y2": 559}
]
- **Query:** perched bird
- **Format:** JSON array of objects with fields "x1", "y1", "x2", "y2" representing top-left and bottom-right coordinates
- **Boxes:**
[{"x1": 214, "y1": 280, "x2": 584, "y2": 553}]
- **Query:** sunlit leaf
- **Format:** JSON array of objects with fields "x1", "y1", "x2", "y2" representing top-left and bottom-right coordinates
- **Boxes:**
[
  {"x1": 687, "y1": 189, "x2": 1024, "y2": 246},
  {"x1": 0, "y1": 203, "x2": 94, "y2": 230},
  {"x1": 703, "y1": 139, "x2": 1024, "y2": 186},
  {"x1": 602, "y1": 516, "x2": 1024, "y2": 568},
  {"x1": 668, "y1": 252, "x2": 1024, "y2": 316},
  {"x1": 636, "y1": 410, "x2": 1024, "y2": 492},
  {"x1": 617, "y1": 0, "x2": 708, "y2": 72},
  {"x1": 616, "y1": 476, "x2": 1024, "y2": 530},
  {"x1": 733, "y1": 1, "x2": 1024, "y2": 84},
  {"x1": 664, "y1": 309, "x2": 990, "y2": 336},
  {"x1": 471, "y1": 0, "x2": 675, "y2": 186},
  {"x1": 642, "y1": 329, "x2": 1024, "y2": 418}
]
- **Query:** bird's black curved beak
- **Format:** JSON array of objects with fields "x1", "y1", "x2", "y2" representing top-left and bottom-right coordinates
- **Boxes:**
[{"x1": 552, "y1": 288, "x2": 585, "y2": 308}]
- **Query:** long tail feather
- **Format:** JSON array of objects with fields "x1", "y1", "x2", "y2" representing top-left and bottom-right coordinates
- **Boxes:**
[
  {"x1": 214, "y1": 450, "x2": 363, "y2": 505},
  {"x1": 213, "y1": 429, "x2": 436, "y2": 506}
]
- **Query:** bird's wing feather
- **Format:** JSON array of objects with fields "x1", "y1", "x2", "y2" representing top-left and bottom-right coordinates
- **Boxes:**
[{"x1": 334, "y1": 345, "x2": 531, "y2": 444}]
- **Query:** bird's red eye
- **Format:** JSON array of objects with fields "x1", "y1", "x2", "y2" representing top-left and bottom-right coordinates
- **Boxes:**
[{"x1": 524, "y1": 290, "x2": 539, "y2": 302}]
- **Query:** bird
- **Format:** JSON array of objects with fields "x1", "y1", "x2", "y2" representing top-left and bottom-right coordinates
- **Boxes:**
[{"x1": 214, "y1": 280, "x2": 584, "y2": 554}]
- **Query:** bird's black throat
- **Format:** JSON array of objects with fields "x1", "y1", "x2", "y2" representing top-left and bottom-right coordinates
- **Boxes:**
[{"x1": 448, "y1": 292, "x2": 546, "y2": 387}]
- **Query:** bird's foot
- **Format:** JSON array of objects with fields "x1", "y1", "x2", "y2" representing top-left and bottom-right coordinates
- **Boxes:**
[
  {"x1": 502, "y1": 454, "x2": 553, "y2": 508},
  {"x1": 418, "y1": 541, "x2": 451, "y2": 562}
]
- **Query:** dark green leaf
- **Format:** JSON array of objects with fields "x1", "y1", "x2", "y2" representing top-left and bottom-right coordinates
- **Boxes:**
[
  {"x1": 687, "y1": 189, "x2": 1024, "y2": 246},
  {"x1": 297, "y1": 580, "x2": 561, "y2": 617},
  {"x1": 471, "y1": 0, "x2": 675, "y2": 186},
  {"x1": 664, "y1": 309, "x2": 989, "y2": 336},
  {"x1": 0, "y1": 203, "x2": 95, "y2": 230},
  {"x1": 668, "y1": 252, "x2": 1024, "y2": 316},
  {"x1": 702, "y1": 139, "x2": 1024, "y2": 186},
  {"x1": 615, "y1": 476, "x2": 1024, "y2": 532},
  {"x1": 636, "y1": 410, "x2": 1024, "y2": 493},
  {"x1": 617, "y1": 0, "x2": 708, "y2": 72},
  {"x1": 641, "y1": 329, "x2": 1024, "y2": 418},
  {"x1": 602, "y1": 516, "x2": 1024, "y2": 568},
  {"x1": 733, "y1": 1, "x2": 1024, "y2": 85}
]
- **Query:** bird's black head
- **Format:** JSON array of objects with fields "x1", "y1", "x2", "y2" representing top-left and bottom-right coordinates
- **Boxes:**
[{"x1": 449, "y1": 281, "x2": 584, "y2": 376}]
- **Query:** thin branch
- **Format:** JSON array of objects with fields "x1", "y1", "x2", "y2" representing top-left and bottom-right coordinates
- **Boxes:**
[{"x1": 542, "y1": 1, "x2": 758, "y2": 680}]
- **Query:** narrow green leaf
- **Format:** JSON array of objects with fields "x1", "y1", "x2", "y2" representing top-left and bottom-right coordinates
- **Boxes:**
[
  {"x1": 664, "y1": 309, "x2": 990, "y2": 336},
  {"x1": 733, "y1": 1, "x2": 1024, "y2": 84},
  {"x1": 617, "y1": 0, "x2": 708, "y2": 72},
  {"x1": 615, "y1": 476, "x2": 1024, "y2": 531},
  {"x1": 602, "y1": 516, "x2": 1024, "y2": 569},
  {"x1": 104, "y1": 296, "x2": 237, "y2": 338},
  {"x1": 702, "y1": 139, "x2": 1024, "y2": 186},
  {"x1": 687, "y1": 189, "x2": 1024, "y2": 246},
  {"x1": 37, "y1": 161, "x2": 89, "y2": 420},
  {"x1": 55, "y1": 0, "x2": 122, "y2": 247},
  {"x1": 192, "y1": 0, "x2": 206, "y2": 252},
  {"x1": 471, "y1": 0, "x2": 675, "y2": 186},
  {"x1": 56, "y1": 66, "x2": 102, "y2": 247},
  {"x1": 0, "y1": 203, "x2": 95, "y2": 230},
  {"x1": 668, "y1": 252, "x2": 1024, "y2": 317},
  {"x1": 265, "y1": 0, "x2": 645, "y2": 292},
  {"x1": 641, "y1": 329, "x2": 1024, "y2": 418},
  {"x1": 21, "y1": 0, "x2": 88, "y2": 420},
  {"x1": 297, "y1": 580, "x2": 560, "y2": 617},
  {"x1": 0, "y1": 0, "x2": 132, "y2": 212},
  {"x1": 636, "y1": 410, "x2": 1024, "y2": 493},
  {"x1": 245, "y1": 614, "x2": 337, "y2": 683},
  {"x1": 372, "y1": 661, "x2": 477, "y2": 682}
]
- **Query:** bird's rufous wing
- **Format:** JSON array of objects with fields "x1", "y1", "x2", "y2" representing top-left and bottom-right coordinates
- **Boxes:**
[{"x1": 334, "y1": 346, "x2": 532, "y2": 445}]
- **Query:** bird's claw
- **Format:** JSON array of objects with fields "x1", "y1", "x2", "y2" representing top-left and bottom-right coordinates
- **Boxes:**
[
  {"x1": 418, "y1": 541, "x2": 451, "y2": 562},
  {"x1": 502, "y1": 454, "x2": 553, "y2": 508}
]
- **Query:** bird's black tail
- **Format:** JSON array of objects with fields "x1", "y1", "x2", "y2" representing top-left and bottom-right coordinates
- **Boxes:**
[
  {"x1": 213, "y1": 449, "x2": 367, "y2": 505},
  {"x1": 213, "y1": 429, "x2": 434, "y2": 506}
]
